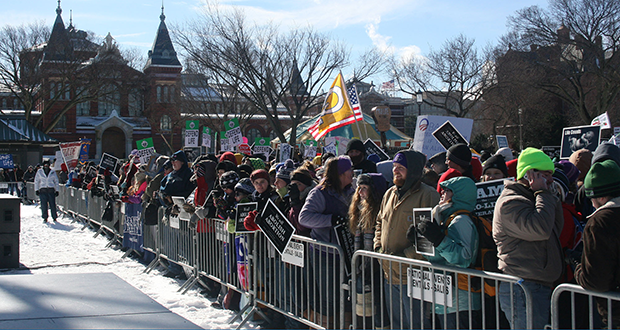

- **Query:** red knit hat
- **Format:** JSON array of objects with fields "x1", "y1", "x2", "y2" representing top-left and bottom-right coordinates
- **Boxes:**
[
  {"x1": 250, "y1": 169, "x2": 270, "y2": 183},
  {"x1": 219, "y1": 151, "x2": 238, "y2": 166}
]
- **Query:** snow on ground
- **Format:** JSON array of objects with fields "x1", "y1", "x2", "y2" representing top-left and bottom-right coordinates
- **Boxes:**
[{"x1": 4, "y1": 203, "x2": 257, "y2": 329}]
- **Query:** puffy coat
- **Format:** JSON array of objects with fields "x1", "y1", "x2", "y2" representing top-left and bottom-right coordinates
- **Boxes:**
[
  {"x1": 492, "y1": 180, "x2": 564, "y2": 287},
  {"x1": 299, "y1": 184, "x2": 353, "y2": 244},
  {"x1": 34, "y1": 168, "x2": 59, "y2": 192}
]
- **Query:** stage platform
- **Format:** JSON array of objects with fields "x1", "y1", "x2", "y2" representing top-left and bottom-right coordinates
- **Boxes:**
[{"x1": 0, "y1": 272, "x2": 203, "y2": 329}]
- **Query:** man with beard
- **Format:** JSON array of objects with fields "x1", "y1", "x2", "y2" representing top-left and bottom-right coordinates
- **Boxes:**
[
  {"x1": 346, "y1": 139, "x2": 377, "y2": 174},
  {"x1": 373, "y1": 150, "x2": 440, "y2": 328}
]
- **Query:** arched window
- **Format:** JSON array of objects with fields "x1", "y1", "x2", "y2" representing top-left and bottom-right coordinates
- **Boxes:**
[
  {"x1": 157, "y1": 86, "x2": 162, "y2": 103},
  {"x1": 170, "y1": 86, "x2": 175, "y2": 103},
  {"x1": 246, "y1": 128, "x2": 262, "y2": 143},
  {"x1": 98, "y1": 85, "x2": 120, "y2": 116},
  {"x1": 128, "y1": 89, "x2": 143, "y2": 117},
  {"x1": 160, "y1": 115, "x2": 171, "y2": 131}
]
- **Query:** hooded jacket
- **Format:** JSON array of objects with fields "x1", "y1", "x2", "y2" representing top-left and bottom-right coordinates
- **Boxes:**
[
  {"x1": 373, "y1": 150, "x2": 440, "y2": 284},
  {"x1": 160, "y1": 150, "x2": 195, "y2": 199},
  {"x1": 492, "y1": 180, "x2": 564, "y2": 286},
  {"x1": 346, "y1": 139, "x2": 377, "y2": 174}
]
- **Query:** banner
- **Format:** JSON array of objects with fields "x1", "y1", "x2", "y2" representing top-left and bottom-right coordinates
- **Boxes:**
[
  {"x1": 202, "y1": 127, "x2": 211, "y2": 148},
  {"x1": 136, "y1": 138, "x2": 156, "y2": 164},
  {"x1": 474, "y1": 178, "x2": 513, "y2": 218},
  {"x1": 185, "y1": 120, "x2": 199, "y2": 147},
  {"x1": 308, "y1": 72, "x2": 357, "y2": 140},
  {"x1": 0, "y1": 154, "x2": 14, "y2": 169},
  {"x1": 591, "y1": 112, "x2": 611, "y2": 129},
  {"x1": 123, "y1": 203, "x2": 144, "y2": 253},
  {"x1": 560, "y1": 125, "x2": 601, "y2": 159},
  {"x1": 412, "y1": 116, "x2": 474, "y2": 157},
  {"x1": 224, "y1": 119, "x2": 243, "y2": 147},
  {"x1": 79, "y1": 138, "x2": 91, "y2": 165},
  {"x1": 59, "y1": 141, "x2": 82, "y2": 171}
]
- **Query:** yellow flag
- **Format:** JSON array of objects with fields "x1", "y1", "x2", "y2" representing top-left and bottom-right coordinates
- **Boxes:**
[{"x1": 308, "y1": 73, "x2": 356, "y2": 140}]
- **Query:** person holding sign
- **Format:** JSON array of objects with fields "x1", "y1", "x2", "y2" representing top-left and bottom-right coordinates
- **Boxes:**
[
  {"x1": 411, "y1": 176, "x2": 481, "y2": 329},
  {"x1": 243, "y1": 169, "x2": 278, "y2": 231},
  {"x1": 480, "y1": 155, "x2": 508, "y2": 182},
  {"x1": 493, "y1": 148, "x2": 564, "y2": 330},
  {"x1": 299, "y1": 156, "x2": 355, "y2": 324},
  {"x1": 373, "y1": 150, "x2": 440, "y2": 329}
]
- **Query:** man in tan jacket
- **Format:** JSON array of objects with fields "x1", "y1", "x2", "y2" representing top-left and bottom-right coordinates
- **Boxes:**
[{"x1": 374, "y1": 150, "x2": 440, "y2": 328}]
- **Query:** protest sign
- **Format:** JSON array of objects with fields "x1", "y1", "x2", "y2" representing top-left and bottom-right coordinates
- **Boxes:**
[
  {"x1": 79, "y1": 138, "x2": 91, "y2": 165},
  {"x1": 172, "y1": 196, "x2": 191, "y2": 221},
  {"x1": 256, "y1": 199, "x2": 295, "y2": 255},
  {"x1": 253, "y1": 137, "x2": 272, "y2": 156},
  {"x1": 560, "y1": 125, "x2": 601, "y2": 159},
  {"x1": 334, "y1": 222, "x2": 355, "y2": 276},
  {"x1": 337, "y1": 137, "x2": 350, "y2": 156},
  {"x1": 407, "y1": 268, "x2": 453, "y2": 307},
  {"x1": 0, "y1": 154, "x2": 14, "y2": 169},
  {"x1": 136, "y1": 138, "x2": 156, "y2": 164},
  {"x1": 303, "y1": 140, "x2": 317, "y2": 158},
  {"x1": 123, "y1": 203, "x2": 144, "y2": 253},
  {"x1": 474, "y1": 178, "x2": 512, "y2": 218},
  {"x1": 185, "y1": 120, "x2": 199, "y2": 147},
  {"x1": 235, "y1": 202, "x2": 257, "y2": 234},
  {"x1": 202, "y1": 127, "x2": 212, "y2": 149},
  {"x1": 591, "y1": 112, "x2": 611, "y2": 129},
  {"x1": 364, "y1": 139, "x2": 389, "y2": 161},
  {"x1": 432, "y1": 120, "x2": 469, "y2": 151},
  {"x1": 280, "y1": 143, "x2": 292, "y2": 162},
  {"x1": 183, "y1": 147, "x2": 202, "y2": 163},
  {"x1": 99, "y1": 153, "x2": 119, "y2": 173},
  {"x1": 413, "y1": 208, "x2": 435, "y2": 256},
  {"x1": 496, "y1": 135, "x2": 509, "y2": 149},
  {"x1": 224, "y1": 118, "x2": 243, "y2": 147},
  {"x1": 412, "y1": 115, "x2": 474, "y2": 157},
  {"x1": 541, "y1": 146, "x2": 561, "y2": 160},
  {"x1": 281, "y1": 242, "x2": 304, "y2": 268},
  {"x1": 52, "y1": 150, "x2": 63, "y2": 171},
  {"x1": 237, "y1": 143, "x2": 252, "y2": 155},
  {"x1": 59, "y1": 141, "x2": 82, "y2": 170},
  {"x1": 323, "y1": 143, "x2": 337, "y2": 156}
]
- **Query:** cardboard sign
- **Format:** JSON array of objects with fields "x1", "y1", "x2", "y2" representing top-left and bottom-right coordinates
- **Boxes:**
[
  {"x1": 99, "y1": 153, "x2": 118, "y2": 173},
  {"x1": 560, "y1": 125, "x2": 601, "y2": 159},
  {"x1": 407, "y1": 268, "x2": 453, "y2": 307},
  {"x1": 541, "y1": 146, "x2": 561, "y2": 160},
  {"x1": 256, "y1": 199, "x2": 295, "y2": 255},
  {"x1": 363, "y1": 139, "x2": 389, "y2": 161},
  {"x1": 413, "y1": 116, "x2": 474, "y2": 157},
  {"x1": 334, "y1": 222, "x2": 355, "y2": 276},
  {"x1": 202, "y1": 127, "x2": 211, "y2": 148},
  {"x1": 235, "y1": 202, "x2": 257, "y2": 234},
  {"x1": 496, "y1": 135, "x2": 509, "y2": 149},
  {"x1": 172, "y1": 196, "x2": 191, "y2": 221},
  {"x1": 253, "y1": 137, "x2": 272, "y2": 156},
  {"x1": 413, "y1": 208, "x2": 435, "y2": 256},
  {"x1": 432, "y1": 120, "x2": 469, "y2": 151},
  {"x1": 183, "y1": 147, "x2": 202, "y2": 163},
  {"x1": 0, "y1": 154, "x2": 14, "y2": 169},
  {"x1": 279, "y1": 143, "x2": 292, "y2": 162},
  {"x1": 474, "y1": 178, "x2": 513, "y2": 218},
  {"x1": 224, "y1": 119, "x2": 243, "y2": 147},
  {"x1": 136, "y1": 138, "x2": 156, "y2": 164},
  {"x1": 281, "y1": 241, "x2": 305, "y2": 268}
]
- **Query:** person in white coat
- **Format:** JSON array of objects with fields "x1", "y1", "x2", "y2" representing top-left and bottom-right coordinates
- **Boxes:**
[{"x1": 34, "y1": 159, "x2": 60, "y2": 223}]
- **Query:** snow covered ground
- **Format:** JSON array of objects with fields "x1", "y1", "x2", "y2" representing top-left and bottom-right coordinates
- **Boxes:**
[{"x1": 4, "y1": 203, "x2": 257, "y2": 329}]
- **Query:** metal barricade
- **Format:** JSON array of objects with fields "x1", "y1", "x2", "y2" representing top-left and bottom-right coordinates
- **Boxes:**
[
  {"x1": 351, "y1": 250, "x2": 533, "y2": 329},
  {"x1": 158, "y1": 211, "x2": 195, "y2": 277},
  {"x1": 0, "y1": 182, "x2": 22, "y2": 197},
  {"x1": 88, "y1": 194, "x2": 103, "y2": 225},
  {"x1": 56, "y1": 186, "x2": 67, "y2": 212},
  {"x1": 26, "y1": 182, "x2": 38, "y2": 202},
  {"x1": 241, "y1": 232, "x2": 347, "y2": 330},
  {"x1": 76, "y1": 189, "x2": 89, "y2": 220},
  {"x1": 551, "y1": 283, "x2": 620, "y2": 329},
  {"x1": 66, "y1": 187, "x2": 78, "y2": 214}
]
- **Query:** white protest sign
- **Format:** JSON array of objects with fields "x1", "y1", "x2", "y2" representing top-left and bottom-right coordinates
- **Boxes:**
[
  {"x1": 224, "y1": 119, "x2": 243, "y2": 147},
  {"x1": 185, "y1": 120, "x2": 199, "y2": 147},
  {"x1": 407, "y1": 268, "x2": 453, "y2": 307},
  {"x1": 280, "y1": 143, "x2": 292, "y2": 162},
  {"x1": 281, "y1": 241, "x2": 304, "y2": 267},
  {"x1": 253, "y1": 137, "x2": 272, "y2": 156},
  {"x1": 202, "y1": 127, "x2": 211, "y2": 148},
  {"x1": 136, "y1": 138, "x2": 156, "y2": 164},
  {"x1": 304, "y1": 140, "x2": 317, "y2": 158},
  {"x1": 412, "y1": 115, "x2": 474, "y2": 158}
]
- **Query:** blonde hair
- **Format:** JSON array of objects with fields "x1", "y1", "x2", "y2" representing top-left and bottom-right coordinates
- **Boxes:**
[{"x1": 348, "y1": 183, "x2": 381, "y2": 233}]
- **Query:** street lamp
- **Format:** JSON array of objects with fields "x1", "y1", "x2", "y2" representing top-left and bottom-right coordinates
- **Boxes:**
[
  {"x1": 518, "y1": 108, "x2": 523, "y2": 151},
  {"x1": 416, "y1": 89, "x2": 423, "y2": 116}
]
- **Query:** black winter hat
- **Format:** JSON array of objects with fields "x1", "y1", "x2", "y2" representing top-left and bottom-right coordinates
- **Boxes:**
[
  {"x1": 346, "y1": 139, "x2": 366, "y2": 156},
  {"x1": 220, "y1": 171, "x2": 240, "y2": 189},
  {"x1": 482, "y1": 155, "x2": 508, "y2": 177},
  {"x1": 216, "y1": 160, "x2": 236, "y2": 172},
  {"x1": 592, "y1": 143, "x2": 620, "y2": 166},
  {"x1": 447, "y1": 143, "x2": 471, "y2": 168}
]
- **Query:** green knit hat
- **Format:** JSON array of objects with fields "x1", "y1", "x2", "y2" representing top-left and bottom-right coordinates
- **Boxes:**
[
  {"x1": 584, "y1": 159, "x2": 620, "y2": 198},
  {"x1": 516, "y1": 147, "x2": 555, "y2": 180}
]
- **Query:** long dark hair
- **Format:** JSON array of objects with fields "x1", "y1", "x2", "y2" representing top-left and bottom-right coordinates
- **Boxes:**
[{"x1": 320, "y1": 157, "x2": 344, "y2": 193}]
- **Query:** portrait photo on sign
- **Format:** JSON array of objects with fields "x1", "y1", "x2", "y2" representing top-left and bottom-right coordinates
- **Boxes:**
[{"x1": 413, "y1": 208, "x2": 435, "y2": 256}]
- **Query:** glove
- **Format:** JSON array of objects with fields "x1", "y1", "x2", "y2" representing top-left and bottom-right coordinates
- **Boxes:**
[
  {"x1": 244, "y1": 210, "x2": 260, "y2": 231},
  {"x1": 35, "y1": 190, "x2": 40, "y2": 196},
  {"x1": 121, "y1": 196, "x2": 130, "y2": 203},
  {"x1": 194, "y1": 165, "x2": 205, "y2": 178},
  {"x1": 406, "y1": 224, "x2": 418, "y2": 244},
  {"x1": 182, "y1": 203, "x2": 196, "y2": 214},
  {"x1": 288, "y1": 183, "x2": 301, "y2": 206},
  {"x1": 331, "y1": 214, "x2": 347, "y2": 227},
  {"x1": 55, "y1": 191, "x2": 59, "y2": 197},
  {"x1": 417, "y1": 220, "x2": 445, "y2": 247}
]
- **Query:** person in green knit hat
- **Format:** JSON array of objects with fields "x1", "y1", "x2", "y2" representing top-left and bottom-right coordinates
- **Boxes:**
[
  {"x1": 575, "y1": 159, "x2": 620, "y2": 328},
  {"x1": 492, "y1": 147, "x2": 564, "y2": 329}
]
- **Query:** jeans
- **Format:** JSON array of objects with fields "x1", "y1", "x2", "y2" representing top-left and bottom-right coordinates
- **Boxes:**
[
  {"x1": 499, "y1": 280, "x2": 552, "y2": 329},
  {"x1": 39, "y1": 190, "x2": 58, "y2": 220},
  {"x1": 384, "y1": 280, "x2": 432, "y2": 329}
]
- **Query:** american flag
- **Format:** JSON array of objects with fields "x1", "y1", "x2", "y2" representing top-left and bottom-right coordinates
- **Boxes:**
[
  {"x1": 347, "y1": 84, "x2": 363, "y2": 122},
  {"x1": 382, "y1": 79, "x2": 395, "y2": 90}
]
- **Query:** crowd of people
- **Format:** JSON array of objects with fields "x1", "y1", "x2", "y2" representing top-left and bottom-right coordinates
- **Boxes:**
[{"x1": 21, "y1": 138, "x2": 620, "y2": 329}]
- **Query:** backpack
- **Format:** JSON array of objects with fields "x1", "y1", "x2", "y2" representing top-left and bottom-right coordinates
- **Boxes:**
[{"x1": 443, "y1": 210, "x2": 499, "y2": 296}]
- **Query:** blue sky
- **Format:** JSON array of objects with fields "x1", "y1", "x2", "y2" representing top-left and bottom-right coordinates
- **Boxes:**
[{"x1": 6, "y1": 0, "x2": 549, "y2": 83}]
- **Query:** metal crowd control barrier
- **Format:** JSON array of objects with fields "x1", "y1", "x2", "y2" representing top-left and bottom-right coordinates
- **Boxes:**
[
  {"x1": 551, "y1": 283, "x2": 620, "y2": 329},
  {"x1": 351, "y1": 250, "x2": 533, "y2": 329},
  {"x1": 0, "y1": 182, "x2": 22, "y2": 197},
  {"x1": 237, "y1": 232, "x2": 347, "y2": 330},
  {"x1": 156, "y1": 211, "x2": 195, "y2": 289},
  {"x1": 26, "y1": 182, "x2": 39, "y2": 202}
]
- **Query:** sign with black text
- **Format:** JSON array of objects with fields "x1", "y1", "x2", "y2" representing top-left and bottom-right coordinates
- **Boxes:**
[
  {"x1": 474, "y1": 178, "x2": 513, "y2": 218},
  {"x1": 257, "y1": 199, "x2": 295, "y2": 255},
  {"x1": 496, "y1": 135, "x2": 509, "y2": 149},
  {"x1": 334, "y1": 222, "x2": 355, "y2": 276},
  {"x1": 541, "y1": 146, "x2": 561, "y2": 160},
  {"x1": 432, "y1": 120, "x2": 468, "y2": 151},
  {"x1": 235, "y1": 202, "x2": 257, "y2": 233},
  {"x1": 560, "y1": 125, "x2": 601, "y2": 159},
  {"x1": 363, "y1": 139, "x2": 390, "y2": 161},
  {"x1": 99, "y1": 153, "x2": 119, "y2": 173},
  {"x1": 413, "y1": 208, "x2": 435, "y2": 256}
]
